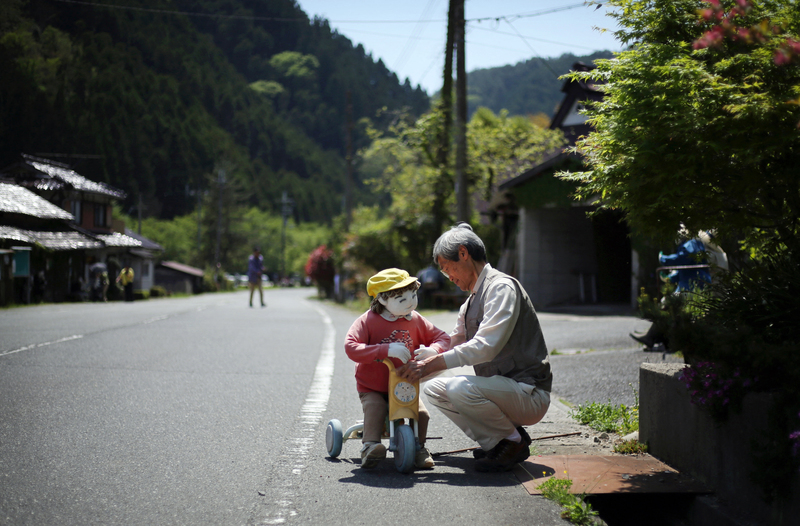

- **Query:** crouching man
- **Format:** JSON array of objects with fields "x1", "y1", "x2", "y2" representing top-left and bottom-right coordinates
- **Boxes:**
[{"x1": 398, "y1": 223, "x2": 552, "y2": 472}]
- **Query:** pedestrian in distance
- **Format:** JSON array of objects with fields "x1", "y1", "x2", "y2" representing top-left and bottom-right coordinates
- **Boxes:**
[
  {"x1": 398, "y1": 223, "x2": 552, "y2": 472},
  {"x1": 116, "y1": 262, "x2": 134, "y2": 302},
  {"x1": 248, "y1": 247, "x2": 266, "y2": 308},
  {"x1": 344, "y1": 268, "x2": 451, "y2": 470}
]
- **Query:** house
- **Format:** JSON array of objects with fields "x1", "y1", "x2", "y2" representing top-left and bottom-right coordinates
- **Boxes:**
[
  {"x1": 0, "y1": 155, "x2": 150, "y2": 303},
  {"x1": 156, "y1": 261, "x2": 205, "y2": 295},
  {"x1": 123, "y1": 228, "x2": 164, "y2": 292},
  {"x1": 0, "y1": 180, "x2": 99, "y2": 303},
  {"x1": 495, "y1": 62, "x2": 635, "y2": 309}
]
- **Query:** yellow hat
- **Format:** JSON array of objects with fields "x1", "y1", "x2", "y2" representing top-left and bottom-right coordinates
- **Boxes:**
[{"x1": 367, "y1": 268, "x2": 418, "y2": 298}]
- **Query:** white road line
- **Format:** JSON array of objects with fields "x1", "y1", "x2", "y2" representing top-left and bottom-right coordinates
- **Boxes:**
[
  {"x1": 0, "y1": 334, "x2": 84, "y2": 357},
  {"x1": 261, "y1": 304, "x2": 336, "y2": 525}
]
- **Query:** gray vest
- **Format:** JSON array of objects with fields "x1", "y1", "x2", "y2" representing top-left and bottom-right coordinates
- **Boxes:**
[{"x1": 467, "y1": 268, "x2": 553, "y2": 392}]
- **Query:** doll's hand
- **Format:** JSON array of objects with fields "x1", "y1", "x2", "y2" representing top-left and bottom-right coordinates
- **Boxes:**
[
  {"x1": 414, "y1": 346, "x2": 437, "y2": 361},
  {"x1": 388, "y1": 342, "x2": 411, "y2": 363}
]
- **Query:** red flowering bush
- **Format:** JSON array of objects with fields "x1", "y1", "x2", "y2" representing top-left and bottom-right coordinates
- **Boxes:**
[
  {"x1": 694, "y1": 0, "x2": 800, "y2": 67},
  {"x1": 305, "y1": 245, "x2": 335, "y2": 297}
]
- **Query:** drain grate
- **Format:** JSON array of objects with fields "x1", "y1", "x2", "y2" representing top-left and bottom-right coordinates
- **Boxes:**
[{"x1": 514, "y1": 454, "x2": 710, "y2": 495}]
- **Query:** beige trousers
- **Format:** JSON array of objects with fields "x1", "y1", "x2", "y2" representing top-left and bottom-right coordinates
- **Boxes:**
[{"x1": 424, "y1": 375, "x2": 550, "y2": 451}]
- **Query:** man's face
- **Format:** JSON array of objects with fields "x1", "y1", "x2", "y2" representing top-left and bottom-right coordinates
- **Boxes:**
[
  {"x1": 379, "y1": 288, "x2": 418, "y2": 317},
  {"x1": 437, "y1": 247, "x2": 476, "y2": 292}
]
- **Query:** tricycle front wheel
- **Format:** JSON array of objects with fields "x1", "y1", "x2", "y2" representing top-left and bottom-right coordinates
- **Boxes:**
[{"x1": 394, "y1": 424, "x2": 416, "y2": 474}]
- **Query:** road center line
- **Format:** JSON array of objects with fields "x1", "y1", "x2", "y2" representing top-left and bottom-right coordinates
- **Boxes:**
[
  {"x1": 0, "y1": 334, "x2": 84, "y2": 358},
  {"x1": 261, "y1": 304, "x2": 336, "y2": 525}
]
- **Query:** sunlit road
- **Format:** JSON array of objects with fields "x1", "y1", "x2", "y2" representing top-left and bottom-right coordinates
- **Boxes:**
[{"x1": 0, "y1": 288, "x2": 677, "y2": 525}]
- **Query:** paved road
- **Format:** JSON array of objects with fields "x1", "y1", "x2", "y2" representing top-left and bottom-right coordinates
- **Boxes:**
[{"x1": 0, "y1": 288, "x2": 680, "y2": 525}]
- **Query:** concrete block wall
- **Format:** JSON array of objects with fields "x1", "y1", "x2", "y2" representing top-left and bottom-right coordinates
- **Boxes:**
[
  {"x1": 517, "y1": 207, "x2": 598, "y2": 308},
  {"x1": 640, "y1": 363, "x2": 800, "y2": 525}
]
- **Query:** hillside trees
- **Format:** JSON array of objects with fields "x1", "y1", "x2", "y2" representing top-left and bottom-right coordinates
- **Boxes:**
[
  {"x1": 350, "y1": 106, "x2": 564, "y2": 278},
  {"x1": 0, "y1": 0, "x2": 429, "y2": 231}
]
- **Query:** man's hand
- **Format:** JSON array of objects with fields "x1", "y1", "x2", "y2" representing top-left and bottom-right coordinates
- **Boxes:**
[
  {"x1": 414, "y1": 346, "x2": 437, "y2": 361},
  {"x1": 396, "y1": 359, "x2": 425, "y2": 382},
  {"x1": 387, "y1": 342, "x2": 411, "y2": 364},
  {"x1": 398, "y1": 353, "x2": 446, "y2": 382}
]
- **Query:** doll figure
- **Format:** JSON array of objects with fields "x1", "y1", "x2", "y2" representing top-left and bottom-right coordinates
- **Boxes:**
[{"x1": 344, "y1": 268, "x2": 450, "y2": 469}]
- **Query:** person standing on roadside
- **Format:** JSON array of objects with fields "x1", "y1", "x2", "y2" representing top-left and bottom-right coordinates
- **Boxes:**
[
  {"x1": 398, "y1": 223, "x2": 552, "y2": 472},
  {"x1": 248, "y1": 247, "x2": 266, "y2": 308},
  {"x1": 116, "y1": 263, "x2": 135, "y2": 302}
]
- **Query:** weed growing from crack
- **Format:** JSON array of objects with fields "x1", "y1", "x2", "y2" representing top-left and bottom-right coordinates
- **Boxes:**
[
  {"x1": 614, "y1": 439, "x2": 648, "y2": 455},
  {"x1": 569, "y1": 390, "x2": 639, "y2": 435},
  {"x1": 537, "y1": 476, "x2": 600, "y2": 525}
]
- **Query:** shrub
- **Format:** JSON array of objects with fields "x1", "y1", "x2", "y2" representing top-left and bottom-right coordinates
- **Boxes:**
[
  {"x1": 149, "y1": 286, "x2": 169, "y2": 298},
  {"x1": 305, "y1": 245, "x2": 335, "y2": 298}
]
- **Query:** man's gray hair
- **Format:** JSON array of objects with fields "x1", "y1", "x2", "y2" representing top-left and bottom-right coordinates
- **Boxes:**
[{"x1": 432, "y1": 222, "x2": 486, "y2": 263}]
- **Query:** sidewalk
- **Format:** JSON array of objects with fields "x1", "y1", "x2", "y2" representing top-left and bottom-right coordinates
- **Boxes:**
[{"x1": 422, "y1": 308, "x2": 625, "y2": 457}]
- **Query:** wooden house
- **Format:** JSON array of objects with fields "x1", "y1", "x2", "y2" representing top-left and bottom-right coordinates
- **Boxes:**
[
  {"x1": 0, "y1": 155, "x2": 145, "y2": 303},
  {"x1": 495, "y1": 62, "x2": 635, "y2": 309}
]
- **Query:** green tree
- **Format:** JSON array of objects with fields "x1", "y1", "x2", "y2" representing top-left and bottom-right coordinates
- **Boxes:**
[
  {"x1": 352, "y1": 106, "x2": 563, "y2": 275},
  {"x1": 558, "y1": 0, "x2": 800, "y2": 254},
  {"x1": 556, "y1": 0, "x2": 800, "y2": 502}
]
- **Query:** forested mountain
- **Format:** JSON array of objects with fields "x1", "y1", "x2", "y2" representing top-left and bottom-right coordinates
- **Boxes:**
[
  {"x1": 467, "y1": 51, "x2": 615, "y2": 119},
  {"x1": 0, "y1": 0, "x2": 429, "y2": 223}
]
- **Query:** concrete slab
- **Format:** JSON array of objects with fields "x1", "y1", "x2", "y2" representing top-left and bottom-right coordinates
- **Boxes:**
[{"x1": 514, "y1": 454, "x2": 711, "y2": 495}]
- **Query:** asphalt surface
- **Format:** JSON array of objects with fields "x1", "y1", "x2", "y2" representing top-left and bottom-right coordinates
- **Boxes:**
[{"x1": 0, "y1": 288, "x2": 684, "y2": 525}]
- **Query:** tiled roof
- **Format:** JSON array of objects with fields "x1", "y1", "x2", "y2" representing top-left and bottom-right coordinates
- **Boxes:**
[
  {"x1": 0, "y1": 226, "x2": 104, "y2": 250},
  {"x1": 160, "y1": 261, "x2": 204, "y2": 277},
  {"x1": 96, "y1": 232, "x2": 142, "y2": 248},
  {"x1": 124, "y1": 228, "x2": 164, "y2": 251},
  {"x1": 0, "y1": 182, "x2": 75, "y2": 220},
  {"x1": 10, "y1": 154, "x2": 127, "y2": 199}
]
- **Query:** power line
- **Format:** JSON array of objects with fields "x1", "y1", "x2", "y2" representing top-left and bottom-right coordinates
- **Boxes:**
[
  {"x1": 502, "y1": 16, "x2": 561, "y2": 79},
  {"x1": 54, "y1": 0, "x2": 590, "y2": 25},
  {"x1": 467, "y1": 23, "x2": 600, "y2": 51},
  {"x1": 392, "y1": 0, "x2": 443, "y2": 74}
]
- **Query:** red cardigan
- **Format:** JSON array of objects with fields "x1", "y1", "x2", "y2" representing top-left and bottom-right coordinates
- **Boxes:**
[{"x1": 344, "y1": 311, "x2": 450, "y2": 393}]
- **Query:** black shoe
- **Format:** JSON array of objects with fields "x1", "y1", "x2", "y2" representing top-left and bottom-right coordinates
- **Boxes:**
[
  {"x1": 474, "y1": 427, "x2": 531, "y2": 459},
  {"x1": 630, "y1": 332, "x2": 654, "y2": 348},
  {"x1": 475, "y1": 439, "x2": 529, "y2": 472},
  {"x1": 473, "y1": 441, "x2": 501, "y2": 459},
  {"x1": 517, "y1": 426, "x2": 532, "y2": 446}
]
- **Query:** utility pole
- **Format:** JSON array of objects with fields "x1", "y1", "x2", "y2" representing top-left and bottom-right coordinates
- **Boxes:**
[
  {"x1": 454, "y1": 0, "x2": 469, "y2": 223},
  {"x1": 344, "y1": 90, "x2": 354, "y2": 230},
  {"x1": 137, "y1": 193, "x2": 143, "y2": 235},
  {"x1": 196, "y1": 182, "x2": 202, "y2": 256},
  {"x1": 280, "y1": 191, "x2": 294, "y2": 281},
  {"x1": 215, "y1": 169, "x2": 225, "y2": 268}
]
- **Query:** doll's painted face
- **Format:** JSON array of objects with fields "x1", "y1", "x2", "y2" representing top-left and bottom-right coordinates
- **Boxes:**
[{"x1": 379, "y1": 288, "x2": 418, "y2": 317}]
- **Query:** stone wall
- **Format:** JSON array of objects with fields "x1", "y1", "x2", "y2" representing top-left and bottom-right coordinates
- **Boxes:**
[{"x1": 639, "y1": 363, "x2": 800, "y2": 525}]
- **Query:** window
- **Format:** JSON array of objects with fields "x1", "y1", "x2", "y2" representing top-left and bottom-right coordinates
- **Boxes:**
[
  {"x1": 94, "y1": 203, "x2": 107, "y2": 227},
  {"x1": 70, "y1": 200, "x2": 81, "y2": 224}
]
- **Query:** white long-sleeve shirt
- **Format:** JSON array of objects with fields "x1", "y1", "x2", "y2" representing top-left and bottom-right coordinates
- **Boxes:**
[{"x1": 441, "y1": 263, "x2": 521, "y2": 369}]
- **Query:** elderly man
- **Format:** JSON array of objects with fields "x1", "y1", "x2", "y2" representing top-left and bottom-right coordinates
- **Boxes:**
[{"x1": 398, "y1": 223, "x2": 552, "y2": 472}]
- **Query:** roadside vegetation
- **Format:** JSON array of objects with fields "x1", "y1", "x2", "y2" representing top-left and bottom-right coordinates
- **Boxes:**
[
  {"x1": 559, "y1": 0, "x2": 800, "y2": 501},
  {"x1": 537, "y1": 477, "x2": 601, "y2": 526}
]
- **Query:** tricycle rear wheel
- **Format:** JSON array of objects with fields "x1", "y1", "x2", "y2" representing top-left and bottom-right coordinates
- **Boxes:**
[{"x1": 326, "y1": 419, "x2": 343, "y2": 458}]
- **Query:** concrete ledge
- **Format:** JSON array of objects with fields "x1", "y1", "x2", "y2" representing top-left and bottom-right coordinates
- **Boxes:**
[{"x1": 640, "y1": 363, "x2": 799, "y2": 525}]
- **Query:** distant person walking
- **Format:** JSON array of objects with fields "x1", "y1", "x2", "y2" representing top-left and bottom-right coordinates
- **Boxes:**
[
  {"x1": 116, "y1": 263, "x2": 135, "y2": 302},
  {"x1": 248, "y1": 247, "x2": 266, "y2": 308}
]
